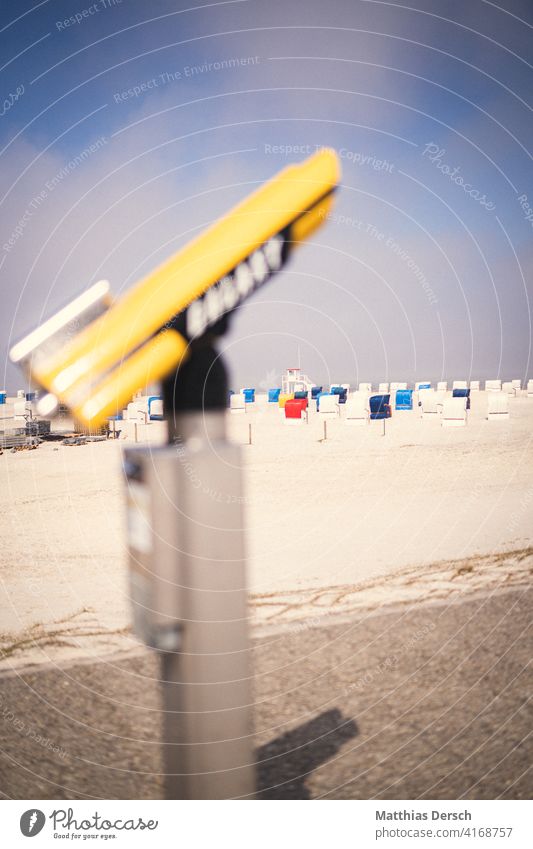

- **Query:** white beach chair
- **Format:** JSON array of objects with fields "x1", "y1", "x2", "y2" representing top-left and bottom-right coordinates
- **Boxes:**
[
  {"x1": 469, "y1": 380, "x2": 480, "y2": 391},
  {"x1": 420, "y1": 390, "x2": 440, "y2": 419},
  {"x1": 452, "y1": 380, "x2": 468, "y2": 390},
  {"x1": 318, "y1": 394, "x2": 340, "y2": 417},
  {"x1": 345, "y1": 395, "x2": 369, "y2": 425},
  {"x1": 502, "y1": 381, "x2": 515, "y2": 396},
  {"x1": 126, "y1": 400, "x2": 152, "y2": 422},
  {"x1": 358, "y1": 382, "x2": 372, "y2": 393},
  {"x1": 126, "y1": 402, "x2": 138, "y2": 421},
  {"x1": 415, "y1": 381, "x2": 431, "y2": 390},
  {"x1": 511, "y1": 379, "x2": 521, "y2": 391},
  {"x1": 230, "y1": 394, "x2": 246, "y2": 414},
  {"x1": 437, "y1": 381, "x2": 447, "y2": 392},
  {"x1": 485, "y1": 379, "x2": 502, "y2": 392},
  {"x1": 417, "y1": 387, "x2": 433, "y2": 411},
  {"x1": 527, "y1": 380, "x2": 533, "y2": 397},
  {"x1": 442, "y1": 397, "x2": 467, "y2": 427},
  {"x1": 149, "y1": 398, "x2": 164, "y2": 419},
  {"x1": 487, "y1": 392, "x2": 509, "y2": 420},
  {"x1": 378, "y1": 382, "x2": 389, "y2": 392}
]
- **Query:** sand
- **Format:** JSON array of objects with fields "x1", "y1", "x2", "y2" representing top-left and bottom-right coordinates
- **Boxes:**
[{"x1": 1, "y1": 391, "x2": 531, "y2": 667}]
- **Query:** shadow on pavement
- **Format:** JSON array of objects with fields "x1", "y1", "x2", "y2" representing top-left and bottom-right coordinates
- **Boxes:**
[{"x1": 256, "y1": 708, "x2": 358, "y2": 799}]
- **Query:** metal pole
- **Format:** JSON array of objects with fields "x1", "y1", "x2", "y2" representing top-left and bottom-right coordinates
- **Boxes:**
[
  {"x1": 248, "y1": 422, "x2": 252, "y2": 445},
  {"x1": 160, "y1": 411, "x2": 254, "y2": 799},
  {"x1": 125, "y1": 348, "x2": 255, "y2": 800}
]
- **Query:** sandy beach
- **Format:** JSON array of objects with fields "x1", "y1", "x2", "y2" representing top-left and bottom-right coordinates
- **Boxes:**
[{"x1": 1, "y1": 391, "x2": 531, "y2": 669}]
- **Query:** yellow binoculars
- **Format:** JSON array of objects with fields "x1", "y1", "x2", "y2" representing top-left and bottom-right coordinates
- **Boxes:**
[{"x1": 10, "y1": 148, "x2": 340, "y2": 427}]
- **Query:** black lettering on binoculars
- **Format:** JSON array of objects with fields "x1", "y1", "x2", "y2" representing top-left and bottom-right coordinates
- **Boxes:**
[{"x1": 168, "y1": 231, "x2": 288, "y2": 342}]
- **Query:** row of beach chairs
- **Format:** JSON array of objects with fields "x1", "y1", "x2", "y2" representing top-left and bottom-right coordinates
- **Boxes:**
[
  {"x1": 230, "y1": 386, "x2": 516, "y2": 426},
  {"x1": 231, "y1": 379, "x2": 532, "y2": 405}
]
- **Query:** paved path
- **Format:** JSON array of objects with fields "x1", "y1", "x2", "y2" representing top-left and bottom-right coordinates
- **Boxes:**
[{"x1": 0, "y1": 587, "x2": 530, "y2": 799}]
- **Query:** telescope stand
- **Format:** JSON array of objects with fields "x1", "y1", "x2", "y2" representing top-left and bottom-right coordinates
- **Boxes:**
[{"x1": 125, "y1": 345, "x2": 254, "y2": 799}]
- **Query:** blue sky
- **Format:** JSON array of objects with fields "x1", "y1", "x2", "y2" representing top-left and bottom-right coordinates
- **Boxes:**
[{"x1": 1, "y1": 0, "x2": 532, "y2": 390}]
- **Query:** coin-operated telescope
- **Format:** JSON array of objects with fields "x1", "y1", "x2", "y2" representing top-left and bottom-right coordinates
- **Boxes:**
[
  {"x1": 11, "y1": 148, "x2": 339, "y2": 426},
  {"x1": 10, "y1": 149, "x2": 341, "y2": 799}
]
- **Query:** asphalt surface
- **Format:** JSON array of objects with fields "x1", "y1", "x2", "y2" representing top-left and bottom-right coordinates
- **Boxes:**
[{"x1": 0, "y1": 587, "x2": 530, "y2": 800}]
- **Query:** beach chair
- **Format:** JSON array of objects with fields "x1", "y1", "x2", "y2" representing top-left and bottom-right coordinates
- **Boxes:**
[
  {"x1": 344, "y1": 394, "x2": 369, "y2": 425},
  {"x1": 148, "y1": 398, "x2": 164, "y2": 420},
  {"x1": 230, "y1": 393, "x2": 246, "y2": 414},
  {"x1": 416, "y1": 387, "x2": 432, "y2": 409},
  {"x1": 369, "y1": 394, "x2": 391, "y2": 420},
  {"x1": 284, "y1": 398, "x2": 307, "y2": 425},
  {"x1": 485, "y1": 379, "x2": 501, "y2": 392},
  {"x1": 437, "y1": 381, "x2": 448, "y2": 392},
  {"x1": 318, "y1": 393, "x2": 340, "y2": 417},
  {"x1": 469, "y1": 380, "x2": 480, "y2": 391},
  {"x1": 395, "y1": 389, "x2": 413, "y2": 411},
  {"x1": 452, "y1": 380, "x2": 468, "y2": 390},
  {"x1": 487, "y1": 392, "x2": 509, "y2": 420},
  {"x1": 268, "y1": 388, "x2": 281, "y2": 403},
  {"x1": 126, "y1": 401, "x2": 143, "y2": 422},
  {"x1": 452, "y1": 387, "x2": 470, "y2": 410},
  {"x1": 434, "y1": 390, "x2": 447, "y2": 408},
  {"x1": 502, "y1": 382, "x2": 515, "y2": 396},
  {"x1": 315, "y1": 391, "x2": 328, "y2": 411},
  {"x1": 527, "y1": 380, "x2": 533, "y2": 397},
  {"x1": 442, "y1": 396, "x2": 467, "y2": 427},
  {"x1": 415, "y1": 381, "x2": 431, "y2": 390},
  {"x1": 511, "y1": 379, "x2": 521, "y2": 391},
  {"x1": 378, "y1": 382, "x2": 389, "y2": 392},
  {"x1": 420, "y1": 390, "x2": 440, "y2": 419},
  {"x1": 358, "y1": 382, "x2": 372, "y2": 393},
  {"x1": 330, "y1": 386, "x2": 347, "y2": 404}
]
